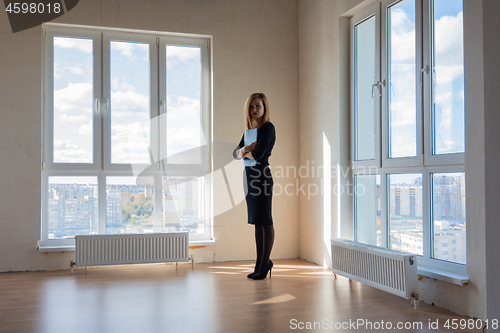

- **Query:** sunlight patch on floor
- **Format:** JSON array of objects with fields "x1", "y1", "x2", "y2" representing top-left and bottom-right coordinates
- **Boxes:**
[{"x1": 252, "y1": 293, "x2": 296, "y2": 305}]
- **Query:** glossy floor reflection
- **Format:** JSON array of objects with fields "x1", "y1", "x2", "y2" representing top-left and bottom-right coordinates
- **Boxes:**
[{"x1": 0, "y1": 259, "x2": 481, "y2": 333}]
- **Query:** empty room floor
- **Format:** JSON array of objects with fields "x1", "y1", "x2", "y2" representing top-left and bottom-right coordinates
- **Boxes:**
[{"x1": 0, "y1": 259, "x2": 482, "y2": 333}]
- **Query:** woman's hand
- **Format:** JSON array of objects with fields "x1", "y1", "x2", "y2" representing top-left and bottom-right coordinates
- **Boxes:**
[
  {"x1": 236, "y1": 142, "x2": 256, "y2": 159},
  {"x1": 245, "y1": 141, "x2": 257, "y2": 152},
  {"x1": 243, "y1": 151, "x2": 255, "y2": 160}
]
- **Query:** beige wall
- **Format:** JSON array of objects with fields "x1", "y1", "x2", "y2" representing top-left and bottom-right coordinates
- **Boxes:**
[
  {"x1": 0, "y1": 0, "x2": 300, "y2": 272},
  {"x1": 297, "y1": 0, "x2": 488, "y2": 320},
  {"x1": 298, "y1": 0, "x2": 352, "y2": 268},
  {"x1": 482, "y1": 0, "x2": 500, "y2": 323}
]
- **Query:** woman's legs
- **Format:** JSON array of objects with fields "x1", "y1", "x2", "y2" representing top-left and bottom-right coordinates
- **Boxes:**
[
  {"x1": 252, "y1": 225, "x2": 274, "y2": 279},
  {"x1": 248, "y1": 225, "x2": 264, "y2": 278},
  {"x1": 261, "y1": 225, "x2": 274, "y2": 268}
]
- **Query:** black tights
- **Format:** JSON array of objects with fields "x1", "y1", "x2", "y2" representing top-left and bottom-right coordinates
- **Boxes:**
[{"x1": 253, "y1": 225, "x2": 275, "y2": 273}]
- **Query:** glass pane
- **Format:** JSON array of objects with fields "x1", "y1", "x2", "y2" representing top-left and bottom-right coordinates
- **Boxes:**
[
  {"x1": 53, "y1": 37, "x2": 93, "y2": 163},
  {"x1": 48, "y1": 176, "x2": 98, "y2": 239},
  {"x1": 106, "y1": 177, "x2": 154, "y2": 234},
  {"x1": 110, "y1": 41, "x2": 151, "y2": 164},
  {"x1": 388, "y1": 0, "x2": 417, "y2": 158},
  {"x1": 354, "y1": 16, "x2": 377, "y2": 161},
  {"x1": 388, "y1": 174, "x2": 422, "y2": 255},
  {"x1": 166, "y1": 45, "x2": 204, "y2": 164},
  {"x1": 162, "y1": 176, "x2": 206, "y2": 235},
  {"x1": 432, "y1": 173, "x2": 466, "y2": 264},
  {"x1": 432, "y1": 0, "x2": 465, "y2": 154},
  {"x1": 355, "y1": 175, "x2": 381, "y2": 246}
]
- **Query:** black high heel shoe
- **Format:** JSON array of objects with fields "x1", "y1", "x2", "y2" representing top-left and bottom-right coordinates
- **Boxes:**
[
  {"x1": 252, "y1": 260, "x2": 273, "y2": 280},
  {"x1": 247, "y1": 272, "x2": 257, "y2": 278},
  {"x1": 247, "y1": 260, "x2": 261, "y2": 278}
]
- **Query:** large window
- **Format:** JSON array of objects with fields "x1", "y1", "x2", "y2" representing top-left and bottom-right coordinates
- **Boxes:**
[
  {"x1": 351, "y1": 0, "x2": 465, "y2": 273},
  {"x1": 41, "y1": 24, "x2": 212, "y2": 247}
]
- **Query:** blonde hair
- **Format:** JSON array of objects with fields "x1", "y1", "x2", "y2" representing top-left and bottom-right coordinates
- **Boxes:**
[{"x1": 244, "y1": 93, "x2": 270, "y2": 130}]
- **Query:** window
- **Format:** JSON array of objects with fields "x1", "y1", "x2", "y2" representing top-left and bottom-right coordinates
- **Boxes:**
[
  {"x1": 351, "y1": 0, "x2": 465, "y2": 273},
  {"x1": 41, "y1": 24, "x2": 212, "y2": 247}
]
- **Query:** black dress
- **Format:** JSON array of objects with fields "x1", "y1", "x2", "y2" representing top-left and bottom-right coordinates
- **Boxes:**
[{"x1": 233, "y1": 122, "x2": 276, "y2": 225}]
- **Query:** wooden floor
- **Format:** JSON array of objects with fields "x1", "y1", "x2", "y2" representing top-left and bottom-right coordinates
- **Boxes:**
[{"x1": 0, "y1": 259, "x2": 482, "y2": 333}]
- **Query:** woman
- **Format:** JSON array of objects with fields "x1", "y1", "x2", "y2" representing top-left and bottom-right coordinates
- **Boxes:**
[{"x1": 233, "y1": 93, "x2": 276, "y2": 280}]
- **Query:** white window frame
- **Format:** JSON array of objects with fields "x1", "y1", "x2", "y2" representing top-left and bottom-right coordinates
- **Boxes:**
[
  {"x1": 102, "y1": 31, "x2": 158, "y2": 172},
  {"x1": 41, "y1": 23, "x2": 213, "y2": 247},
  {"x1": 422, "y1": 0, "x2": 465, "y2": 167},
  {"x1": 158, "y1": 35, "x2": 212, "y2": 175},
  {"x1": 350, "y1": 0, "x2": 466, "y2": 275},
  {"x1": 381, "y1": 0, "x2": 424, "y2": 168},
  {"x1": 43, "y1": 27, "x2": 102, "y2": 172},
  {"x1": 350, "y1": 3, "x2": 382, "y2": 170}
]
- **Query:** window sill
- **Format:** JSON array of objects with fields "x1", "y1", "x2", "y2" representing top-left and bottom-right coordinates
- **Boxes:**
[
  {"x1": 37, "y1": 239, "x2": 216, "y2": 253},
  {"x1": 189, "y1": 239, "x2": 216, "y2": 247},
  {"x1": 417, "y1": 266, "x2": 469, "y2": 286},
  {"x1": 38, "y1": 245, "x2": 75, "y2": 252}
]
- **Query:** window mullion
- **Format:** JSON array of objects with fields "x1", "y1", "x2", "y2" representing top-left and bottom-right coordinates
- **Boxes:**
[
  {"x1": 416, "y1": 0, "x2": 424, "y2": 166},
  {"x1": 381, "y1": 169, "x2": 388, "y2": 248},
  {"x1": 98, "y1": 171, "x2": 106, "y2": 234},
  {"x1": 158, "y1": 37, "x2": 167, "y2": 168},
  {"x1": 154, "y1": 173, "x2": 163, "y2": 232},
  {"x1": 97, "y1": 32, "x2": 106, "y2": 235},
  {"x1": 422, "y1": 0, "x2": 432, "y2": 166},
  {"x1": 422, "y1": 168, "x2": 431, "y2": 260},
  {"x1": 102, "y1": 33, "x2": 112, "y2": 171}
]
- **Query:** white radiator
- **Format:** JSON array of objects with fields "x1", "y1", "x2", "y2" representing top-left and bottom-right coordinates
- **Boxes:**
[
  {"x1": 71, "y1": 233, "x2": 190, "y2": 272},
  {"x1": 331, "y1": 238, "x2": 419, "y2": 308}
]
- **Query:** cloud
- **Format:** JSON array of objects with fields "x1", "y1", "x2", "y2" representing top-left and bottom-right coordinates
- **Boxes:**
[
  {"x1": 54, "y1": 37, "x2": 92, "y2": 53},
  {"x1": 59, "y1": 114, "x2": 89, "y2": 123},
  {"x1": 167, "y1": 45, "x2": 200, "y2": 70},
  {"x1": 167, "y1": 45, "x2": 199, "y2": 61},
  {"x1": 111, "y1": 90, "x2": 149, "y2": 116},
  {"x1": 111, "y1": 122, "x2": 151, "y2": 164},
  {"x1": 111, "y1": 77, "x2": 135, "y2": 93},
  {"x1": 53, "y1": 82, "x2": 94, "y2": 163},
  {"x1": 166, "y1": 95, "x2": 205, "y2": 159},
  {"x1": 390, "y1": 8, "x2": 416, "y2": 64},
  {"x1": 389, "y1": 99, "x2": 416, "y2": 127},
  {"x1": 435, "y1": 12, "x2": 464, "y2": 68},
  {"x1": 388, "y1": 7, "x2": 417, "y2": 144},
  {"x1": 111, "y1": 41, "x2": 149, "y2": 61},
  {"x1": 68, "y1": 66, "x2": 84, "y2": 75},
  {"x1": 434, "y1": 65, "x2": 463, "y2": 86},
  {"x1": 54, "y1": 82, "x2": 93, "y2": 113},
  {"x1": 54, "y1": 139, "x2": 91, "y2": 163},
  {"x1": 78, "y1": 123, "x2": 92, "y2": 138}
]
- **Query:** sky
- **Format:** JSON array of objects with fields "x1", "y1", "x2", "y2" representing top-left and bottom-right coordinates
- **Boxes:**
[
  {"x1": 356, "y1": 0, "x2": 464, "y2": 160},
  {"x1": 52, "y1": 37, "x2": 203, "y2": 166},
  {"x1": 388, "y1": 0, "x2": 464, "y2": 157}
]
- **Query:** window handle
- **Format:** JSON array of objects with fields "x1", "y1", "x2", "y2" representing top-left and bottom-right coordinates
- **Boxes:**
[
  {"x1": 160, "y1": 100, "x2": 166, "y2": 114},
  {"x1": 95, "y1": 98, "x2": 100, "y2": 113},
  {"x1": 105, "y1": 99, "x2": 109, "y2": 113},
  {"x1": 371, "y1": 80, "x2": 386, "y2": 98},
  {"x1": 371, "y1": 83, "x2": 378, "y2": 98},
  {"x1": 420, "y1": 66, "x2": 429, "y2": 86}
]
